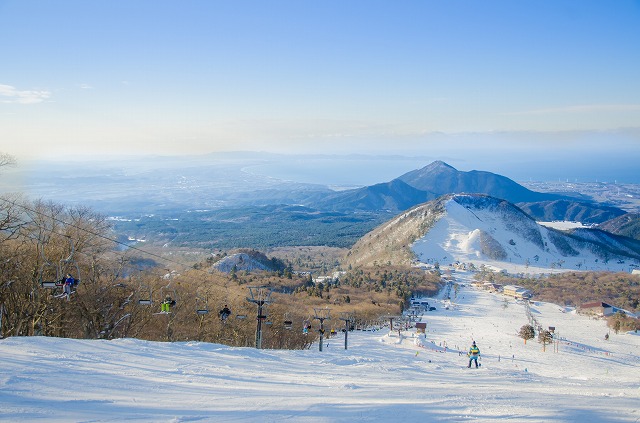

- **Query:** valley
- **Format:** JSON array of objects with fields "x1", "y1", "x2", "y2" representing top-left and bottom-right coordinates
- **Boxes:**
[{"x1": 521, "y1": 180, "x2": 640, "y2": 213}]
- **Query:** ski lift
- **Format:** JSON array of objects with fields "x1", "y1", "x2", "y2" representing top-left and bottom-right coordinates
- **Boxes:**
[
  {"x1": 120, "y1": 292, "x2": 134, "y2": 309},
  {"x1": 39, "y1": 236, "x2": 81, "y2": 298},
  {"x1": 196, "y1": 295, "x2": 209, "y2": 315},
  {"x1": 161, "y1": 286, "x2": 177, "y2": 301},
  {"x1": 302, "y1": 319, "x2": 311, "y2": 334},
  {"x1": 284, "y1": 313, "x2": 293, "y2": 330},
  {"x1": 158, "y1": 286, "x2": 177, "y2": 314},
  {"x1": 235, "y1": 314, "x2": 248, "y2": 320},
  {"x1": 218, "y1": 304, "x2": 232, "y2": 322},
  {"x1": 137, "y1": 283, "x2": 153, "y2": 305},
  {"x1": 58, "y1": 237, "x2": 81, "y2": 286},
  {"x1": 39, "y1": 246, "x2": 59, "y2": 290},
  {"x1": 40, "y1": 280, "x2": 62, "y2": 289}
]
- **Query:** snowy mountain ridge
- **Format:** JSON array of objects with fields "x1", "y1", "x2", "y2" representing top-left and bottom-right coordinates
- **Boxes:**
[
  {"x1": 414, "y1": 194, "x2": 640, "y2": 273},
  {"x1": 347, "y1": 194, "x2": 640, "y2": 273}
]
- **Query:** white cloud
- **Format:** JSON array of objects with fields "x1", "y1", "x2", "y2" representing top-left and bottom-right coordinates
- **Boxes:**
[{"x1": 0, "y1": 84, "x2": 51, "y2": 104}]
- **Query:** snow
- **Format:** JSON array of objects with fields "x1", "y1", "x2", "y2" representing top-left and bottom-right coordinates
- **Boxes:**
[
  {"x1": 539, "y1": 221, "x2": 590, "y2": 230},
  {"x1": 411, "y1": 196, "x2": 639, "y2": 274},
  {"x1": 1, "y1": 271, "x2": 639, "y2": 422}
]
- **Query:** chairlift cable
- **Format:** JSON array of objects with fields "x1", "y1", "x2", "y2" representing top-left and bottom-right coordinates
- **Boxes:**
[
  {"x1": 1, "y1": 198, "x2": 278, "y2": 318},
  {"x1": 0, "y1": 197, "x2": 227, "y2": 281},
  {"x1": 1, "y1": 197, "x2": 191, "y2": 271}
]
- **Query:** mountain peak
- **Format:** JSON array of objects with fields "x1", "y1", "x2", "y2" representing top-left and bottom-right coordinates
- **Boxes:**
[
  {"x1": 398, "y1": 161, "x2": 563, "y2": 204},
  {"x1": 425, "y1": 160, "x2": 456, "y2": 171}
]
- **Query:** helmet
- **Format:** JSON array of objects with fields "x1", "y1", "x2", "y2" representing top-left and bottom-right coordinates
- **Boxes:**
[{"x1": 472, "y1": 341, "x2": 476, "y2": 346}]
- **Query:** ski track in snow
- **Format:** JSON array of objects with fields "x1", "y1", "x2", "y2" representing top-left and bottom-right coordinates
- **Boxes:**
[{"x1": 1, "y1": 270, "x2": 639, "y2": 422}]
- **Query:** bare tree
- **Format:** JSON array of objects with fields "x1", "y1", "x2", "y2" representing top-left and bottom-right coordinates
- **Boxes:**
[
  {"x1": 0, "y1": 152, "x2": 16, "y2": 169},
  {"x1": 0, "y1": 194, "x2": 28, "y2": 243}
]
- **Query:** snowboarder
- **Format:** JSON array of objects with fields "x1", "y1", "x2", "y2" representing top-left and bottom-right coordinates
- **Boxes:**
[
  {"x1": 467, "y1": 341, "x2": 480, "y2": 368},
  {"x1": 219, "y1": 305, "x2": 231, "y2": 321}
]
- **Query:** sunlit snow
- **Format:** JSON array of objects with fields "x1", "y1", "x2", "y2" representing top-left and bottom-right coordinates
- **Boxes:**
[
  {"x1": 412, "y1": 196, "x2": 638, "y2": 274},
  {"x1": 1, "y1": 271, "x2": 638, "y2": 422}
]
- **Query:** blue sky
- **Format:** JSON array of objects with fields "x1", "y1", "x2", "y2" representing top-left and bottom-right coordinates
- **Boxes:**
[{"x1": 1, "y1": 0, "x2": 639, "y2": 164}]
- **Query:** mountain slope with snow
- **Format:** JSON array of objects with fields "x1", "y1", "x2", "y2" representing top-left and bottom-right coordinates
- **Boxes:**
[
  {"x1": 1, "y1": 272, "x2": 638, "y2": 422},
  {"x1": 412, "y1": 194, "x2": 640, "y2": 273},
  {"x1": 346, "y1": 194, "x2": 640, "y2": 273}
]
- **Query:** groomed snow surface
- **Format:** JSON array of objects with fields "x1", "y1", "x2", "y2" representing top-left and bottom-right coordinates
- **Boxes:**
[{"x1": 1, "y1": 271, "x2": 639, "y2": 422}]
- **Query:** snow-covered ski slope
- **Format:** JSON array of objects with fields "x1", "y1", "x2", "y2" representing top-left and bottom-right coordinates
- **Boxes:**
[
  {"x1": 1, "y1": 271, "x2": 638, "y2": 422},
  {"x1": 412, "y1": 195, "x2": 639, "y2": 274}
]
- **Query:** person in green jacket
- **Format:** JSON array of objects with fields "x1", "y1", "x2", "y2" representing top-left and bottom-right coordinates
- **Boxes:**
[
  {"x1": 161, "y1": 296, "x2": 175, "y2": 313},
  {"x1": 467, "y1": 341, "x2": 480, "y2": 368}
]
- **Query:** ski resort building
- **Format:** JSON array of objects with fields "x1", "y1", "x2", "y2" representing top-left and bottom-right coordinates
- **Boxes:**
[
  {"x1": 578, "y1": 302, "x2": 637, "y2": 318},
  {"x1": 502, "y1": 285, "x2": 532, "y2": 300},
  {"x1": 483, "y1": 282, "x2": 502, "y2": 293},
  {"x1": 578, "y1": 302, "x2": 615, "y2": 318}
]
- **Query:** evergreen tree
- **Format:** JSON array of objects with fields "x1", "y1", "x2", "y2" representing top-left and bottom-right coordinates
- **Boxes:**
[
  {"x1": 538, "y1": 330, "x2": 554, "y2": 351},
  {"x1": 519, "y1": 324, "x2": 535, "y2": 344}
]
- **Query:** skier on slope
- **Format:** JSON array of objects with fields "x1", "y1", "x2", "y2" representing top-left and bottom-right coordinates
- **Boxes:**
[{"x1": 467, "y1": 341, "x2": 480, "y2": 368}]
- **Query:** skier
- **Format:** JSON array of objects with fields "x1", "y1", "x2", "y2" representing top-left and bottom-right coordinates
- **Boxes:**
[
  {"x1": 161, "y1": 296, "x2": 175, "y2": 313},
  {"x1": 467, "y1": 341, "x2": 480, "y2": 368},
  {"x1": 219, "y1": 304, "x2": 231, "y2": 321},
  {"x1": 62, "y1": 273, "x2": 75, "y2": 298}
]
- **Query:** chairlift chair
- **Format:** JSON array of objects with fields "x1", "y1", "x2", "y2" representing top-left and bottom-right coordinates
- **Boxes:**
[
  {"x1": 159, "y1": 286, "x2": 177, "y2": 313},
  {"x1": 38, "y1": 243, "x2": 59, "y2": 291},
  {"x1": 38, "y1": 237, "x2": 81, "y2": 297},
  {"x1": 137, "y1": 283, "x2": 153, "y2": 305},
  {"x1": 41, "y1": 280, "x2": 63, "y2": 289},
  {"x1": 196, "y1": 295, "x2": 210, "y2": 315},
  {"x1": 283, "y1": 312, "x2": 293, "y2": 330},
  {"x1": 57, "y1": 236, "x2": 81, "y2": 289}
]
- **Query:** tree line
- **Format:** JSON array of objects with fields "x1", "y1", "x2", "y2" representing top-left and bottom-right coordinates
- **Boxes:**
[{"x1": 0, "y1": 192, "x2": 440, "y2": 348}]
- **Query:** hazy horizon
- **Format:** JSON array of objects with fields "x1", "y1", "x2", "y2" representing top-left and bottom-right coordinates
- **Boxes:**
[
  {"x1": 1, "y1": 1, "x2": 639, "y2": 166},
  {"x1": 3, "y1": 151, "x2": 640, "y2": 192}
]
